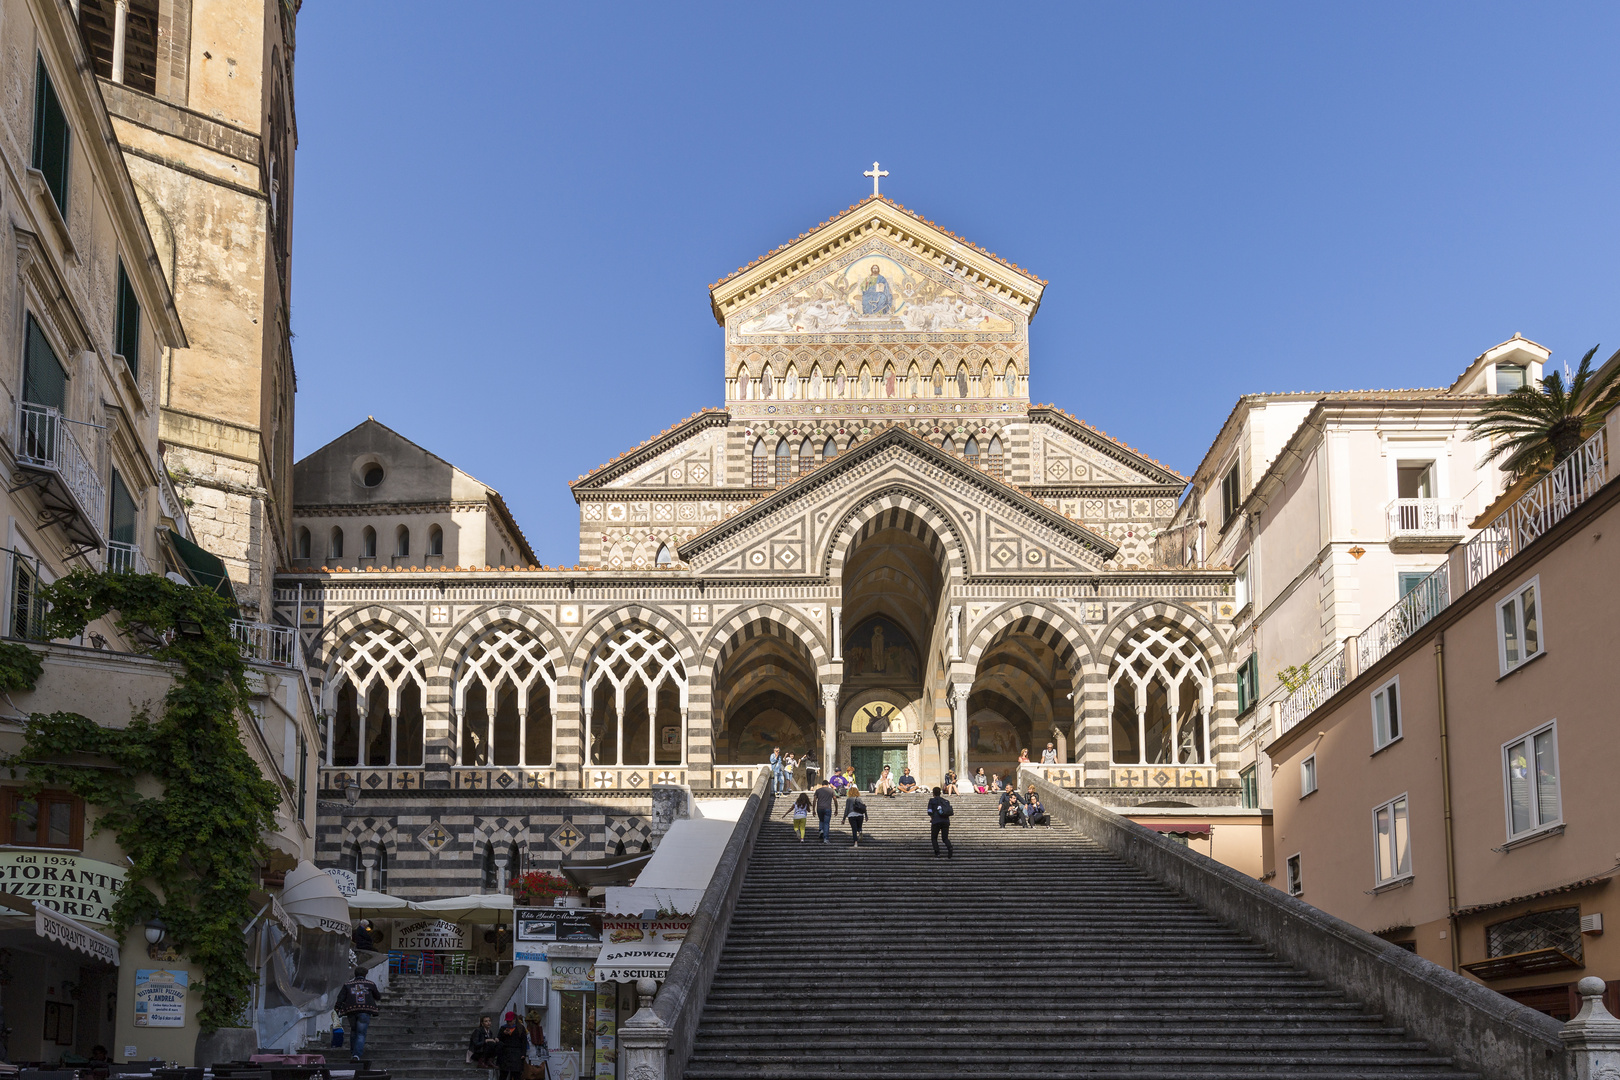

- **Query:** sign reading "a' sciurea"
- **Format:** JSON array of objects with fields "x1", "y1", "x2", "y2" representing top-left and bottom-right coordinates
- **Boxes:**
[{"x1": 0, "y1": 850, "x2": 126, "y2": 925}]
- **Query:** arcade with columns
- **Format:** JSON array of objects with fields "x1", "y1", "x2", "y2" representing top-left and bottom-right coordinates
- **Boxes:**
[{"x1": 295, "y1": 189, "x2": 1240, "y2": 892}]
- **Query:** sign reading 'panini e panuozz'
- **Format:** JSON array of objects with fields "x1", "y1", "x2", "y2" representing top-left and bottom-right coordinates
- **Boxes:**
[{"x1": 0, "y1": 851, "x2": 126, "y2": 925}]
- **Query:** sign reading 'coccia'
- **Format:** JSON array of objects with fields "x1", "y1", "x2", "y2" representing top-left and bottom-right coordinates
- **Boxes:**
[{"x1": 0, "y1": 852, "x2": 126, "y2": 925}]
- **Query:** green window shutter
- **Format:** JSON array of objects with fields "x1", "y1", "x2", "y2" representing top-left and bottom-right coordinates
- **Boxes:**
[
  {"x1": 24, "y1": 314, "x2": 67, "y2": 410},
  {"x1": 31, "y1": 54, "x2": 70, "y2": 216},
  {"x1": 115, "y1": 260, "x2": 140, "y2": 378},
  {"x1": 109, "y1": 471, "x2": 137, "y2": 545}
]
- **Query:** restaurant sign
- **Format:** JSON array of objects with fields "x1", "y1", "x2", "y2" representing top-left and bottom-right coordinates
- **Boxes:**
[
  {"x1": 516, "y1": 907, "x2": 602, "y2": 943},
  {"x1": 395, "y1": 919, "x2": 468, "y2": 950},
  {"x1": 0, "y1": 851, "x2": 125, "y2": 925},
  {"x1": 35, "y1": 903, "x2": 120, "y2": 966}
]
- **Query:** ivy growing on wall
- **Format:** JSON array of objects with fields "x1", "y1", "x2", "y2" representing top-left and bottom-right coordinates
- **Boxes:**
[{"x1": 2, "y1": 571, "x2": 282, "y2": 1031}]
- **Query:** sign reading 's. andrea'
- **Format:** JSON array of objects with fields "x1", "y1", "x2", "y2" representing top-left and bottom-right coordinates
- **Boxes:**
[{"x1": 0, "y1": 852, "x2": 126, "y2": 925}]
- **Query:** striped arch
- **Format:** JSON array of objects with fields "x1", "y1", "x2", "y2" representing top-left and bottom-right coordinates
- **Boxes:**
[
  {"x1": 568, "y1": 605, "x2": 700, "y2": 677},
  {"x1": 699, "y1": 604, "x2": 830, "y2": 679},
  {"x1": 1096, "y1": 601, "x2": 1229, "y2": 671},
  {"x1": 312, "y1": 604, "x2": 432, "y2": 672},
  {"x1": 963, "y1": 602, "x2": 1093, "y2": 680},
  {"x1": 320, "y1": 617, "x2": 431, "y2": 715},
  {"x1": 824, "y1": 487, "x2": 967, "y2": 581},
  {"x1": 438, "y1": 605, "x2": 565, "y2": 673}
]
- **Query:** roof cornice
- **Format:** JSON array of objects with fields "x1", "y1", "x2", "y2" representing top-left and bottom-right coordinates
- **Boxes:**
[
  {"x1": 708, "y1": 197, "x2": 1046, "y2": 327},
  {"x1": 571, "y1": 409, "x2": 731, "y2": 492},
  {"x1": 1027, "y1": 406, "x2": 1186, "y2": 484}
]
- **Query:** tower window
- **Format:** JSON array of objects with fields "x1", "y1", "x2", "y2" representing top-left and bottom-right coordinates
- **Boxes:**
[
  {"x1": 774, "y1": 440, "x2": 790, "y2": 485},
  {"x1": 395, "y1": 525, "x2": 410, "y2": 558},
  {"x1": 362, "y1": 526, "x2": 377, "y2": 559},
  {"x1": 751, "y1": 440, "x2": 768, "y2": 486},
  {"x1": 427, "y1": 524, "x2": 444, "y2": 557},
  {"x1": 330, "y1": 527, "x2": 344, "y2": 560},
  {"x1": 799, "y1": 440, "x2": 813, "y2": 476},
  {"x1": 296, "y1": 527, "x2": 311, "y2": 561},
  {"x1": 963, "y1": 437, "x2": 980, "y2": 468},
  {"x1": 987, "y1": 436, "x2": 1004, "y2": 480},
  {"x1": 823, "y1": 438, "x2": 837, "y2": 460}
]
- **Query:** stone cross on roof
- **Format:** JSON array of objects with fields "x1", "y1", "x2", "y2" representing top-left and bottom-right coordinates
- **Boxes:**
[{"x1": 864, "y1": 161, "x2": 889, "y2": 197}]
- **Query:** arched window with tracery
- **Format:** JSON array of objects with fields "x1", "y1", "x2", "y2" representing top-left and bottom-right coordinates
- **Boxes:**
[
  {"x1": 584, "y1": 626, "x2": 688, "y2": 767},
  {"x1": 963, "y1": 436, "x2": 980, "y2": 469},
  {"x1": 774, "y1": 440, "x2": 790, "y2": 485},
  {"x1": 455, "y1": 626, "x2": 557, "y2": 767},
  {"x1": 328, "y1": 625, "x2": 428, "y2": 767},
  {"x1": 1108, "y1": 624, "x2": 1213, "y2": 765},
  {"x1": 751, "y1": 439, "x2": 768, "y2": 486},
  {"x1": 798, "y1": 439, "x2": 813, "y2": 476},
  {"x1": 656, "y1": 544, "x2": 672, "y2": 566},
  {"x1": 987, "y1": 435, "x2": 1004, "y2": 480},
  {"x1": 822, "y1": 437, "x2": 837, "y2": 461}
]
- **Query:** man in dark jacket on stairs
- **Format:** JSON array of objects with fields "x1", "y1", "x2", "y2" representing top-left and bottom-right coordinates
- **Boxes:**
[
  {"x1": 927, "y1": 787, "x2": 954, "y2": 858},
  {"x1": 335, "y1": 967, "x2": 381, "y2": 1061},
  {"x1": 812, "y1": 779, "x2": 837, "y2": 843}
]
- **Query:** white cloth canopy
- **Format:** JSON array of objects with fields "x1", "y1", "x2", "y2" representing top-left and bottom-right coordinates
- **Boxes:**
[
  {"x1": 347, "y1": 889, "x2": 413, "y2": 918},
  {"x1": 280, "y1": 860, "x2": 352, "y2": 934},
  {"x1": 409, "y1": 893, "x2": 513, "y2": 923}
]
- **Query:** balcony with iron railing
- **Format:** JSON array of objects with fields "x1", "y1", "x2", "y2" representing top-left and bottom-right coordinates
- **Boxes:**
[
  {"x1": 1281, "y1": 424, "x2": 1612, "y2": 733},
  {"x1": 231, "y1": 619, "x2": 299, "y2": 668},
  {"x1": 1386, "y1": 498, "x2": 1465, "y2": 551},
  {"x1": 15, "y1": 402, "x2": 106, "y2": 551},
  {"x1": 105, "y1": 540, "x2": 148, "y2": 575}
]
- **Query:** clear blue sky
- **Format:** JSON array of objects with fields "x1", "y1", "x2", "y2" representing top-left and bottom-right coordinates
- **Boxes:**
[{"x1": 289, "y1": 3, "x2": 1620, "y2": 564}]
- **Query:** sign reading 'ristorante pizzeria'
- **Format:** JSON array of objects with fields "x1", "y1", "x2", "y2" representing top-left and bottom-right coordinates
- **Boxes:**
[{"x1": 0, "y1": 851, "x2": 127, "y2": 925}]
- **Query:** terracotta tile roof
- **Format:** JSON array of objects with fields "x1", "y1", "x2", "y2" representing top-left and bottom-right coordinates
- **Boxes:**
[
  {"x1": 571, "y1": 408, "x2": 728, "y2": 487},
  {"x1": 709, "y1": 195, "x2": 1047, "y2": 292},
  {"x1": 1029, "y1": 405, "x2": 1186, "y2": 481}
]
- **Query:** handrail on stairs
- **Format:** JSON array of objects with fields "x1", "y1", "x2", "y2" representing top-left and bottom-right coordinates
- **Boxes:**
[
  {"x1": 619, "y1": 768, "x2": 773, "y2": 1080},
  {"x1": 479, "y1": 963, "x2": 531, "y2": 1024}
]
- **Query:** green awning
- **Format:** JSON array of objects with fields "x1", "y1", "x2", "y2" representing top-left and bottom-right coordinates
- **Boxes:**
[{"x1": 163, "y1": 529, "x2": 238, "y2": 604}]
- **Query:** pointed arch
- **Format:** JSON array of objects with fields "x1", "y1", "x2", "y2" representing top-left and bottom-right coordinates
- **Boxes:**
[{"x1": 825, "y1": 487, "x2": 966, "y2": 582}]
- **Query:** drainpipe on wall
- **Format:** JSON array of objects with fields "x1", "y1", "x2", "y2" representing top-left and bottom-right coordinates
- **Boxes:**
[{"x1": 1434, "y1": 632, "x2": 1460, "y2": 973}]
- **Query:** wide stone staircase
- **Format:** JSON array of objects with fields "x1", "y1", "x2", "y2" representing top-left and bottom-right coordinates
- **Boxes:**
[
  {"x1": 350, "y1": 971, "x2": 505, "y2": 1080},
  {"x1": 685, "y1": 793, "x2": 1481, "y2": 1079}
]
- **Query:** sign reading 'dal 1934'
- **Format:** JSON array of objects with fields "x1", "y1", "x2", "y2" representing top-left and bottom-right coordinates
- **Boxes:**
[
  {"x1": 394, "y1": 920, "x2": 468, "y2": 950},
  {"x1": 0, "y1": 852, "x2": 126, "y2": 925}
]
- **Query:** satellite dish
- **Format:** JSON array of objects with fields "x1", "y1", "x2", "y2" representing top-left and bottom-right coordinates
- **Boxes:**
[{"x1": 166, "y1": 572, "x2": 190, "y2": 586}]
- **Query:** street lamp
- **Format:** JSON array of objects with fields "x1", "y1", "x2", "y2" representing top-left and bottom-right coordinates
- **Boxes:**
[
  {"x1": 144, "y1": 919, "x2": 166, "y2": 946},
  {"x1": 344, "y1": 779, "x2": 361, "y2": 806}
]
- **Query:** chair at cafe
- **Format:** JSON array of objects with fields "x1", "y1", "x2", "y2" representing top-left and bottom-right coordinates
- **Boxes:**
[
  {"x1": 422, "y1": 950, "x2": 443, "y2": 975},
  {"x1": 386, "y1": 950, "x2": 403, "y2": 977}
]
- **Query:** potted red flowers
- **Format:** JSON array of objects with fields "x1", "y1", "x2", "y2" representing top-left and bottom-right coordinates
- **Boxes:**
[{"x1": 509, "y1": 870, "x2": 572, "y2": 906}]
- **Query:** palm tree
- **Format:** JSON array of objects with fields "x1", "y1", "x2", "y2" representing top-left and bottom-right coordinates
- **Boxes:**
[{"x1": 1469, "y1": 345, "x2": 1620, "y2": 479}]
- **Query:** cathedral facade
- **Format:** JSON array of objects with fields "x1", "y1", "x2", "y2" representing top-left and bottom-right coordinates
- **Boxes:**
[{"x1": 293, "y1": 197, "x2": 1239, "y2": 892}]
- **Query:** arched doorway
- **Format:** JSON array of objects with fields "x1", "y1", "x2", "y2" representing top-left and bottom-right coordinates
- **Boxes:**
[
  {"x1": 837, "y1": 507, "x2": 949, "y2": 780},
  {"x1": 966, "y1": 625, "x2": 1074, "y2": 784},
  {"x1": 712, "y1": 625, "x2": 818, "y2": 767}
]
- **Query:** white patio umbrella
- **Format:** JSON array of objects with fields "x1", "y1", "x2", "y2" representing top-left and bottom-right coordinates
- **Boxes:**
[
  {"x1": 409, "y1": 893, "x2": 514, "y2": 923},
  {"x1": 280, "y1": 860, "x2": 352, "y2": 935},
  {"x1": 348, "y1": 890, "x2": 413, "y2": 919}
]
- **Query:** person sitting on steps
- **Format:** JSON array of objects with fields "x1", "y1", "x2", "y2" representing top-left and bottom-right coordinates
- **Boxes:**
[
  {"x1": 1023, "y1": 785, "x2": 1050, "y2": 827},
  {"x1": 942, "y1": 770, "x2": 959, "y2": 795},
  {"x1": 998, "y1": 786, "x2": 1025, "y2": 828},
  {"x1": 874, "y1": 764, "x2": 897, "y2": 797},
  {"x1": 973, "y1": 768, "x2": 989, "y2": 793},
  {"x1": 897, "y1": 768, "x2": 920, "y2": 794}
]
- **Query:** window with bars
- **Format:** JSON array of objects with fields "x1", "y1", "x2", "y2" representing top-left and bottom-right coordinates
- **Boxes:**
[
  {"x1": 32, "y1": 55, "x2": 71, "y2": 217},
  {"x1": 774, "y1": 440, "x2": 790, "y2": 485},
  {"x1": 116, "y1": 259, "x2": 141, "y2": 378},
  {"x1": 751, "y1": 440, "x2": 768, "y2": 486},
  {"x1": 986, "y1": 436, "x2": 1004, "y2": 480},
  {"x1": 1487, "y1": 907, "x2": 1582, "y2": 964},
  {"x1": 963, "y1": 436, "x2": 980, "y2": 469},
  {"x1": 799, "y1": 440, "x2": 813, "y2": 476}
]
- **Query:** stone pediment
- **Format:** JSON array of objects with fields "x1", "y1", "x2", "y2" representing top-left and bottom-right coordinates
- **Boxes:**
[
  {"x1": 710, "y1": 198, "x2": 1046, "y2": 344},
  {"x1": 572, "y1": 410, "x2": 730, "y2": 491},
  {"x1": 1028, "y1": 408, "x2": 1187, "y2": 488},
  {"x1": 676, "y1": 428, "x2": 1115, "y2": 577}
]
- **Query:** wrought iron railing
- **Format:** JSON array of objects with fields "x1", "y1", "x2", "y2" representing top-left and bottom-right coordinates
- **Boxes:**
[
  {"x1": 1357, "y1": 564, "x2": 1451, "y2": 672},
  {"x1": 16, "y1": 402, "x2": 106, "y2": 534},
  {"x1": 1279, "y1": 651, "x2": 1346, "y2": 732},
  {"x1": 1465, "y1": 427, "x2": 1608, "y2": 588},
  {"x1": 1387, "y1": 498, "x2": 1464, "y2": 538},
  {"x1": 232, "y1": 619, "x2": 298, "y2": 667},
  {"x1": 105, "y1": 540, "x2": 148, "y2": 575}
]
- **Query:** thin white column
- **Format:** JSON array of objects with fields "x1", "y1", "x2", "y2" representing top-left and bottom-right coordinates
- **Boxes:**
[
  {"x1": 821, "y1": 685, "x2": 839, "y2": 773},
  {"x1": 110, "y1": 0, "x2": 129, "y2": 84},
  {"x1": 950, "y1": 682, "x2": 971, "y2": 780},
  {"x1": 831, "y1": 608, "x2": 842, "y2": 660},
  {"x1": 388, "y1": 708, "x2": 398, "y2": 767},
  {"x1": 679, "y1": 706, "x2": 689, "y2": 767},
  {"x1": 518, "y1": 702, "x2": 528, "y2": 766},
  {"x1": 949, "y1": 605, "x2": 962, "y2": 661},
  {"x1": 453, "y1": 706, "x2": 464, "y2": 766}
]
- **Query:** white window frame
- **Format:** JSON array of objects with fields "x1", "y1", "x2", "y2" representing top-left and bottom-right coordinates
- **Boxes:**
[
  {"x1": 1299, "y1": 754, "x2": 1317, "y2": 797},
  {"x1": 1371, "y1": 676, "x2": 1401, "y2": 751},
  {"x1": 1501, "y1": 720, "x2": 1561, "y2": 841},
  {"x1": 1285, "y1": 853, "x2": 1303, "y2": 896},
  {"x1": 1496, "y1": 575, "x2": 1545, "y2": 677},
  {"x1": 1234, "y1": 557, "x2": 1250, "y2": 611},
  {"x1": 1372, "y1": 793, "x2": 1413, "y2": 886}
]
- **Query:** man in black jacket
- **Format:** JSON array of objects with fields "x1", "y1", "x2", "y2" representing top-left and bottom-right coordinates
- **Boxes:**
[
  {"x1": 998, "y1": 787, "x2": 1025, "y2": 828},
  {"x1": 335, "y1": 967, "x2": 381, "y2": 1061},
  {"x1": 926, "y1": 787, "x2": 954, "y2": 858}
]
